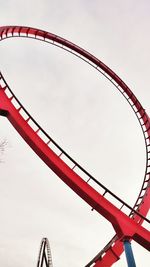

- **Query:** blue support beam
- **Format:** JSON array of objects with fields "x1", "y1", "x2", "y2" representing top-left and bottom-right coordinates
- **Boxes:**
[{"x1": 123, "y1": 240, "x2": 136, "y2": 267}]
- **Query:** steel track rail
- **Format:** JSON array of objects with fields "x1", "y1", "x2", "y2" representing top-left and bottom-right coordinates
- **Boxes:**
[{"x1": 0, "y1": 26, "x2": 149, "y2": 266}]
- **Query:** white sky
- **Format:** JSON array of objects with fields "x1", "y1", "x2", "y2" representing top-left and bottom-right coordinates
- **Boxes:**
[{"x1": 0, "y1": 1, "x2": 150, "y2": 266}]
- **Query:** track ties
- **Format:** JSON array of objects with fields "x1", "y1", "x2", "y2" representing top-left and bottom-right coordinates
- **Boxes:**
[
  {"x1": 139, "y1": 112, "x2": 146, "y2": 120},
  {"x1": 134, "y1": 203, "x2": 140, "y2": 208},
  {"x1": 131, "y1": 99, "x2": 138, "y2": 107},
  {"x1": 58, "y1": 152, "x2": 63, "y2": 158},
  {"x1": 103, "y1": 190, "x2": 107, "y2": 196},
  {"x1": 35, "y1": 128, "x2": 40, "y2": 134},
  {"x1": 72, "y1": 164, "x2": 76, "y2": 170},
  {"x1": 11, "y1": 27, "x2": 16, "y2": 36},
  {"x1": 26, "y1": 117, "x2": 30, "y2": 122},
  {"x1": 18, "y1": 27, "x2": 22, "y2": 36},
  {"x1": 2, "y1": 85, "x2": 7, "y2": 90},
  {"x1": 86, "y1": 178, "x2": 91, "y2": 183},
  {"x1": 138, "y1": 194, "x2": 145, "y2": 200},
  {"x1": 46, "y1": 140, "x2": 51, "y2": 145},
  {"x1": 135, "y1": 106, "x2": 143, "y2": 113},
  {"x1": 130, "y1": 214, "x2": 134, "y2": 219},
  {"x1": 129, "y1": 92, "x2": 134, "y2": 99},
  {"x1": 143, "y1": 120, "x2": 149, "y2": 128},
  {"x1": 26, "y1": 28, "x2": 31, "y2": 36},
  {"x1": 43, "y1": 32, "x2": 48, "y2": 40},
  {"x1": 9, "y1": 96, "x2": 13, "y2": 101},
  {"x1": 120, "y1": 203, "x2": 124, "y2": 210},
  {"x1": 17, "y1": 106, "x2": 22, "y2": 112},
  {"x1": 143, "y1": 186, "x2": 148, "y2": 191},
  {"x1": 146, "y1": 125, "x2": 150, "y2": 132}
]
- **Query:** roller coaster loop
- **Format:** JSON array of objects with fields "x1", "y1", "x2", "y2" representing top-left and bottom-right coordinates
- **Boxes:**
[{"x1": 0, "y1": 26, "x2": 149, "y2": 266}]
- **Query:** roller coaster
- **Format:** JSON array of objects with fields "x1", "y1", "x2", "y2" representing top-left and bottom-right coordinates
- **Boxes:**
[
  {"x1": 0, "y1": 26, "x2": 149, "y2": 266},
  {"x1": 37, "y1": 238, "x2": 53, "y2": 267}
]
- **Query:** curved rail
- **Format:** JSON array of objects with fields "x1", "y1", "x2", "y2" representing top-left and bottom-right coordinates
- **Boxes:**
[
  {"x1": 37, "y1": 238, "x2": 53, "y2": 267},
  {"x1": 0, "y1": 26, "x2": 149, "y2": 266}
]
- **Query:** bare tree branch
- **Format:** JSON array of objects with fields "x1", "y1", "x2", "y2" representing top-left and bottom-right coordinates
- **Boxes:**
[{"x1": 0, "y1": 139, "x2": 7, "y2": 162}]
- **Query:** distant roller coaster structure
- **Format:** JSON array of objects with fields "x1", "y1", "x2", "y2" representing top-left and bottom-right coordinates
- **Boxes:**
[
  {"x1": 37, "y1": 238, "x2": 53, "y2": 267},
  {"x1": 0, "y1": 26, "x2": 149, "y2": 266}
]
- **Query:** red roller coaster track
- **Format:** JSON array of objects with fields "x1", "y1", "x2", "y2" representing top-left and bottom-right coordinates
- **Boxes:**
[{"x1": 0, "y1": 26, "x2": 149, "y2": 266}]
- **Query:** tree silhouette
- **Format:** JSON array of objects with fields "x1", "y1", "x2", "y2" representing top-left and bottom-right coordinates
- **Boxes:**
[{"x1": 0, "y1": 140, "x2": 7, "y2": 162}]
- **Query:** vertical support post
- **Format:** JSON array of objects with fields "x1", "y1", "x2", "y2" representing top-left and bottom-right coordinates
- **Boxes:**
[{"x1": 123, "y1": 240, "x2": 136, "y2": 267}]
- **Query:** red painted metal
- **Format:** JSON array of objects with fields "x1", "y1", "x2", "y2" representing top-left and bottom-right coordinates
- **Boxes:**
[{"x1": 0, "y1": 26, "x2": 149, "y2": 266}]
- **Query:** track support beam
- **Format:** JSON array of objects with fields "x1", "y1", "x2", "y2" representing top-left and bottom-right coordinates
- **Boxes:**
[{"x1": 123, "y1": 240, "x2": 136, "y2": 267}]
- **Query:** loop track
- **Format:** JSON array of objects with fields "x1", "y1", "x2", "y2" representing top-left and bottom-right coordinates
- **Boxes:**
[{"x1": 0, "y1": 26, "x2": 149, "y2": 266}]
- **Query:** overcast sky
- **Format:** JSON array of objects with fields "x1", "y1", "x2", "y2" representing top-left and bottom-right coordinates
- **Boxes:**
[{"x1": 0, "y1": 1, "x2": 150, "y2": 267}]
